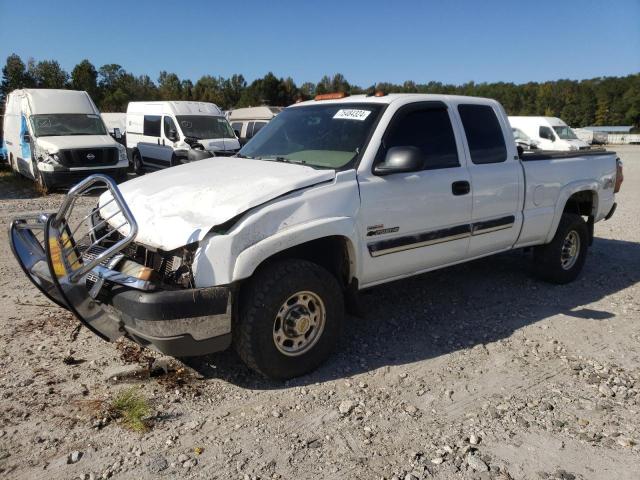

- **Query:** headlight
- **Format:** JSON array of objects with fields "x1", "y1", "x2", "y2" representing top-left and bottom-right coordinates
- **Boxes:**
[
  {"x1": 116, "y1": 144, "x2": 128, "y2": 162},
  {"x1": 34, "y1": 144, "x2": 59, "y2": 164}
]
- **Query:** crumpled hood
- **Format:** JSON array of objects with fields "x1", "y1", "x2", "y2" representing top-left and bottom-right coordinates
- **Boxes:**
[
  {"x1": 98, "y1": 157, "x2": 335, "y2": 251},
  {"x1": 36, "y1": 135, "x2": 117, "y2": 152}
]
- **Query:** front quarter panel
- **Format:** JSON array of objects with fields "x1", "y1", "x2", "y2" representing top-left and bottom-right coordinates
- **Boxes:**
[{"x1": 192, "y1": 170, "x2": 361, "y2": 287}]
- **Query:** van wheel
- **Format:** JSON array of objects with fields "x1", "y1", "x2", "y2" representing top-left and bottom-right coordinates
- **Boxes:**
[
  {"x1": 133, "y1": 151, "x2": 144, "y2": 176},
  {"x1": 235, "y1": 259, "x2": 344, "y2": 380},
  {"x1": 33, "y1": 165, "x2": 50, "y2": 194},
  {"x1": 534, "y1": 213, "x2": 588, "y2": 284}
]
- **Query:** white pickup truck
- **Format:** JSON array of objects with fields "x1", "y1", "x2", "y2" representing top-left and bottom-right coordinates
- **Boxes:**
[{"x1": 10, "y1": 93, "x2": 623, "y2": 379}]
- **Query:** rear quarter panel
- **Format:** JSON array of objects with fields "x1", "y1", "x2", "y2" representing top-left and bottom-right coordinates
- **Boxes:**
[{"x1": 516, "y1": 151, "x2": 617, "y2": 247}]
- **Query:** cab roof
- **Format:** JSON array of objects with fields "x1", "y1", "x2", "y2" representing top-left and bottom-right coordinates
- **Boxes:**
[
  {"x1": 292, "y1": 93, "x2": 500, "y2": 108},
  {"x1": 17, "y1": 89, "x2": 98, "y2": 115},
  {"x1": 127, "y1": 101, "x2": 223, "y2": 117}
]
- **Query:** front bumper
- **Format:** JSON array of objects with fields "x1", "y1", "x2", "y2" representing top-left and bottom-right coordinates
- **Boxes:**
[
  {"x1": 40, "y1": 167, "x2": 129, "y2": 188},
  {"x1": 9, "y1": 175, "x2": 232, "y2": 357}
]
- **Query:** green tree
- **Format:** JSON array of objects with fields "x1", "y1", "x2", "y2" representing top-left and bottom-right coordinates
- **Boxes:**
[
  {"x1": 31, "y1": 60, "x2": 68, "y2": 88},
  {"x1": 71, "y1": 59, "x2": 99, "y2": 100},
  {"x1": 1, "y1": 54, "x2": 35, "y2": 103},
  {"x1": 158, "y1": 71, "x2": 182, "y2": 100}
]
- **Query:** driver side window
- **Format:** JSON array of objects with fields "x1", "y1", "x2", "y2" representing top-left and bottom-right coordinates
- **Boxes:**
[
  {"x1": 539, "y1": 126, "x2": 555, "y2": 141},
  {"x1": 163, "y1": 116, "x2": 177, "y2": 139},
  {"x1": 382, "y1": 106, "x2": 460, "y2": 170}
]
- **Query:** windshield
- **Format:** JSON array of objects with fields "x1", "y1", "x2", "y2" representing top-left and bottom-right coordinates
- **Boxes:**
[
  {"x1": 30, "y1": 114, "x2": 107, "y2": 137},
  {"x1": 239, "y1": 103, "x2": 384, "y2": 169},
  {"x1": 176, "y1": 115, "x2": 235, "y2": 139},
  {"x1": 512, "y1": 128, "x2": 532, "y2": 142},
  {"x1": 553, "y1": 125, "x2": 578, "y2": 140}
]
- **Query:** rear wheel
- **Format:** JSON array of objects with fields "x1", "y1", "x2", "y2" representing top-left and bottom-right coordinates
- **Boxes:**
[
  {"x1": 235, "y1": 259, "x2": 344, "y2": 380},
  {"x1": 133, "y1": 151, "x2": 144, "y2": 176},
  {"x1": 534, "y1": 213, "x2": 588, "y2": 284}
]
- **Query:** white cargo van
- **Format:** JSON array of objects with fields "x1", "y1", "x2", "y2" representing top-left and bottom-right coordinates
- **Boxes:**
[
  {"x1": 3, "y1": 89, "x2": 129, "y2": 191},
  {"x1": 508, "y1": 116, "x2": 589, "y2": 151},
  {"x1": 227, "y1": 106, "x2": 283, "y2": 145},
  {"x1": 126, "y1": 101, "x2": 240, "y2": 174}
]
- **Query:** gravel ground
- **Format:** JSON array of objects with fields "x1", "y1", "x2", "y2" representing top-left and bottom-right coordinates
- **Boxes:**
[{"x1": 0, "y1": 147, "x2": 639, "y2": 480}]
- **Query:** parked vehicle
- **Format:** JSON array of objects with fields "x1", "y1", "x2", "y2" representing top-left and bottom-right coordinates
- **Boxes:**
[
  {"x1": 10, "y1": 93, "x2": 622, "y2": 379},
  {"x1": 0, "y1": 115, "x2": 6, "y2": 164},
  {"x1": 101, "y1": 112, "x2": 127, "y2": 147},
  {"x1": 573, "y1": 128, "x2": 608, "y2": 145},
  {"x1": 126, "y1": 101, "x2": 240, "y2": 175},
  {"x1": 3, "y1": 89, "x2": 129, "y2": 191},
  {"x1": 512, "y1": 127, "x2": 539, "y2": 150},
  {"x1": 508, "y1": 116, "x2": 590, "y2": 151},
  {"x1": 227, "y1": 106, "x2": 283, "y2": 145}
]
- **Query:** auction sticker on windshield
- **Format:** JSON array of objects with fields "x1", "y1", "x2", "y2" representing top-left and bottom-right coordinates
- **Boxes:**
[{"x1": 333, "y1": 109, "x2": 372, "y2": 121}]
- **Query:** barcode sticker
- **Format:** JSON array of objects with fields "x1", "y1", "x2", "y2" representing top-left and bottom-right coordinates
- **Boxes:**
[{"x1": 333, "y1": 109, "x2": 372, "y2": 121}]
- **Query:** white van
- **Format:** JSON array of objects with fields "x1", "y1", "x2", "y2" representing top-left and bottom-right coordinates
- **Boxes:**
[
  {"x1": 227, "y1": 106, "x2": 283, "y2": 145},
  {"x1": 126, "y1": 101, "x2": 240, "y2": 174},
  {"x1": 508, "y1": 116, "x2": 590, "y2": 151},
  {"x1": 3, "y1": 89, "x2": 129, "y2": 191}
]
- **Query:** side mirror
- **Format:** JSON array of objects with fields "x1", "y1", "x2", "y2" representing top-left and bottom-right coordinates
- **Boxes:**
[
  {"x1": 516, "y1": 145, "x2": 524, "y2": 157},
  {"x1": 23, "y1": 133, "x2": 31, "y2": 144},
  {"x1": 374, "y1": 146, "x2": 423, "y2": 176},
  {"x1": 234, "y1": 129, "x2": 241, "y2": 138},
  {"x1": 113, "y1": 128, "x2": 122, "y2": 139},
  {"x1": 168, "y1": 129, "x2": 179, "y2": 142}
]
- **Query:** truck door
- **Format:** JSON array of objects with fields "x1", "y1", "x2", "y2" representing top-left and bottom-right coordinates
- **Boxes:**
[
  {"x1": 358, "y1": 101, "x2": 472, "y2": 286},
  {"x1": 158, "y1": 116, "x2": 179, "y2": 166},
  {"x1": 456, "y1": 103, "x2": 523, "y2": 257}
]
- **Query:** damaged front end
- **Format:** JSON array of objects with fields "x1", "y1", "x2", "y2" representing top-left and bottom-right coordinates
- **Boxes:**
[{"x1": 9, "y1": 174, "x2": 232, "y2": 356}]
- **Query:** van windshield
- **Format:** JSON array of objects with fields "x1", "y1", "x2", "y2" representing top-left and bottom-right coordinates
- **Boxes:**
[
  {"x1": 553, "y1": 126, "x2": 578, "y2": 140},
  {"x1": 176, "y1": 115, "x2": 235, "y2": 139},
  {"x1": 30, "y1": 114, "x2": 107, "y2": 137},
  {"x1": 238, "y1": 103, "x2": 384, "y2": 169}
]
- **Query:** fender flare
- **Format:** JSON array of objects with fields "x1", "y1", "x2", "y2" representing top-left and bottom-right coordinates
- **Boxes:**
[
  {"x1": 232, "y1": 217, "x2": 360, "y2": 283},
  {"x1": 545, "y1": 180, "x2": 599, "y2": 243}
]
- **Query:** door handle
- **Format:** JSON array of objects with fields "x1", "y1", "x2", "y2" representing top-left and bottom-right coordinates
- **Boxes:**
[{"x1": 452, "y1": 181, "x2": 470, "y2": 196}]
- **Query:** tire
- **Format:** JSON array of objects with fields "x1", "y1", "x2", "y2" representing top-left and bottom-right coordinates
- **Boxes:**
[
  {"x1": 133, "y1": 151, "x2": 144, "y2": 176},
  {"x1": 235, "y1": 258, "x2": 344, "y2": 380},
  {"x1": 534, "y1": 213, "x2": 588, "y2": 284},
  {"x1": 32, "y1": 160, "x2": 50, "y2": 195}
]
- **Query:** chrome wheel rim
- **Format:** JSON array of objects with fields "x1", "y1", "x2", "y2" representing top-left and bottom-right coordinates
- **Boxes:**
[
  {"x1": 560, "y1": 230, "x2": 580, "y2": 270},
  {"x1": 273, "y1": 290, "x2": 326, "y2": 357}
]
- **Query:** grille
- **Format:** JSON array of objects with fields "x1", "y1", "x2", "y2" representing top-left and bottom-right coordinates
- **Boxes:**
[
  {"x1": 58, "y1": 148, "x2": 119, "y2": 168},
  {"x1": 211, "y1": 149, "x2": 239, "y2": 157}
]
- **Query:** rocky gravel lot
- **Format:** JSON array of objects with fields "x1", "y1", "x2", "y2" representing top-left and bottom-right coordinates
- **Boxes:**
[{"x1": 0, "y1": 146, "x2": 639, "y2": 480}]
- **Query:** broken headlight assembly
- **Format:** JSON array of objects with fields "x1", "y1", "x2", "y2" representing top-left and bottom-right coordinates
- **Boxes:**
[{"x1": 89, "y1": 207, "x2": 198, "y2": 290}]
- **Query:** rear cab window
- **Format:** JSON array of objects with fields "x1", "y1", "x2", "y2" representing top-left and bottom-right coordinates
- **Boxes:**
[{"x1": 458, "y1": 104, "x2": 507, "y2": 164}]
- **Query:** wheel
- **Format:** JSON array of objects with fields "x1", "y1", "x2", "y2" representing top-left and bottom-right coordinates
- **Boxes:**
[
  {"x1": 133, "y1": 151, "x2": 144, "y2": 176},
  {"x1": 534, "y1": 213, "x2": 588, "y2": 284},
  {"x1": 32, "y1": 160, "x2": 50, "y2": 194},
  {"x1": 9, "y1": 154, "x2": 19, "y2": 176},
  {"x1": 235, "y1": 258, "x2": 344, "y2": 380}
]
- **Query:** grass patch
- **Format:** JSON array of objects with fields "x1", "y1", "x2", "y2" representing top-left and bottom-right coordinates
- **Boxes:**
[{"x1": 109, "y1": 387, "x2": 152, "y2": 432}]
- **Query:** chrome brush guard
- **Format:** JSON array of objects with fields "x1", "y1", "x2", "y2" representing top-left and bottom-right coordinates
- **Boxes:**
[{"x1": 9, "y1": 174, "x2": 138, "y2": 340}]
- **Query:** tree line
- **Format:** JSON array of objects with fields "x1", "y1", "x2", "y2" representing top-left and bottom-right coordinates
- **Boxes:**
[{"x1": 1, "y1": 53, "x2": 638, "y2": 128}]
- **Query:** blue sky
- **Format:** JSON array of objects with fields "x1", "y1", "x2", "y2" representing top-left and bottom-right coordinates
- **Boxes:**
[{"x1": 0, "y1": 0, "x2": 638, "y2": 86}]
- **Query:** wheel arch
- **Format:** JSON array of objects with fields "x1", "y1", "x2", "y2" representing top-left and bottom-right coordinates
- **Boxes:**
[
  {"x1": 545, "y1": 182, "x2": 598, "y2": 244},
  {"x1": 232, "y1": 218, "x2": 360, "y2": 289}
]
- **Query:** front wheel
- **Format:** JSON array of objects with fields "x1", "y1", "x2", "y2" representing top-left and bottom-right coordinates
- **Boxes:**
[
  {"x1": 235, "y1": 259, "x2": 344, "y2": 380},
  {"x1": 133, "y1": 151, "x2": 144, "y2": 176},
  {"x1": 534, "y1": 213, "x2": 588, "y2": 284}
]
